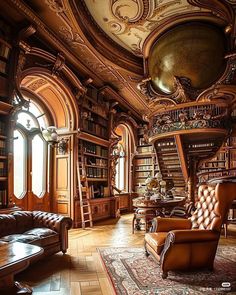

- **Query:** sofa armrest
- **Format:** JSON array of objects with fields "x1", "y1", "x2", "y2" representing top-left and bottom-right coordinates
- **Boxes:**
[
  {"x1": 151, "y1": 217, "x2": 192, "y2": 232},
  {"x1": 168, "y1": 229, "x2": 219, "y2": 243},
  {"x1": 32, "y1": 211, "x2": 72, "y2": 253}
]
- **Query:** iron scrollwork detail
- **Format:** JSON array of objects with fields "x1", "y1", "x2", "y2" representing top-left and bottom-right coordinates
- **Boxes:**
[{"x1": 149, "y1": 104, "x2": 229, "y2": 137}]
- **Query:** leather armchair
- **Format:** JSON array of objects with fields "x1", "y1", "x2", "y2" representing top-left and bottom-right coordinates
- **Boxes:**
[{"x1": 144, "y1": 182, "x2": 236, "y2": 279}]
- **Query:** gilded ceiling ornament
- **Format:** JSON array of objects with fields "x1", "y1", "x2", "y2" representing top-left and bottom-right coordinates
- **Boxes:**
[{"x1": 84, "y1": 0, "x2": 204, "y2": 55}]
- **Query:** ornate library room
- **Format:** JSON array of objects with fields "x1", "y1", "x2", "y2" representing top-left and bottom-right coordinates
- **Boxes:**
[{"x1": 0, "y1": 0, "x2": 236, "y2": 294}]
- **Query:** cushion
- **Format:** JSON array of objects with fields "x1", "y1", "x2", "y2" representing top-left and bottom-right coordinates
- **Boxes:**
[
  {"x1": 24, "y1": 228, "x2": 59, "y2": 247},
  {"x1": 145, "y1": 232, "x2": 168, "y2": 255},
  {"x1": 12, "y1": 211, "x2": 33, "y2": 233},
  {"x1": 0, "y1": 215, "x2": 17, "y2": 237},
  {"x1": 24, "y1": 228, "x2": 57, "y2": 238},
  {"x1": 0, "y1": 234, "x2": 39, "y2": 244}
]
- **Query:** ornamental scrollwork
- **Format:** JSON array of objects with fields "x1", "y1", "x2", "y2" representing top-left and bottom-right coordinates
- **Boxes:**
[{"x1": 149, "y1": 103, "x2": 229, "y2": 137}]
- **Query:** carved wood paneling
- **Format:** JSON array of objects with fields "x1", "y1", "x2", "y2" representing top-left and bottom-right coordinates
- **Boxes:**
[{"x1": 56, "y1": 157, "x2": 68, "y2": 190}]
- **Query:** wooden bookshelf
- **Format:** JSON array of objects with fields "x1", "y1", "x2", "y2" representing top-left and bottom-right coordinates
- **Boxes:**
[
  {"x1": 197, "y1": 135, "x2": 236, "y2": 182},
  {"x1": 74, "y1": 85, "x2": 119, "y2": 227},
  {"x1": 0, "y1": 37, "x2": 12, "y2": 209},
  {"x1": 134, "y1": 127, "x2": 159, "y2": 194},
  {"x1": 0, "y1": 108, "x2": 11, "y2": 209},
  {"x1": 80, "y1": 87, "x2": 109, "y2": 139}
]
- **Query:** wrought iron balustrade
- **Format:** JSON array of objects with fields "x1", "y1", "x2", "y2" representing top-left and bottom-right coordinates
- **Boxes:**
[{"x1": 149, "y1": 102, "x2": 230, "y2": 137}]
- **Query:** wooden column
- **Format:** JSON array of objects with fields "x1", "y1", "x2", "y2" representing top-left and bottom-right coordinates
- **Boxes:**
[{"x1": 188, "y1": 157, "x2": 198, "y2": 203}]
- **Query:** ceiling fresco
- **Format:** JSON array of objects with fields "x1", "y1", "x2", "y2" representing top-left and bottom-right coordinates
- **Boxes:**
[
  {"x1": 3, "y1": 0, "x2": 236, "y2": 117},
  {"x1": 83, "y1": 0, "x2": 206, "y2": 56}
]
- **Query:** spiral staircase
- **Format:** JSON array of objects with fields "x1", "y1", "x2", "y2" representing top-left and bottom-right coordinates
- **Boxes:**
[{"x1": 149, "y1": 100, "x2": 231, "y2": 201}]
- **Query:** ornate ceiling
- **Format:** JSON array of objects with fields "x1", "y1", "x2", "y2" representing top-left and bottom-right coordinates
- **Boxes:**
[
  {"x1": 83, "y1": 0, "x2": 206, "y2": 57},
  {"x1": 2, "y1": 0, "x2": 236, "y2": 117}
]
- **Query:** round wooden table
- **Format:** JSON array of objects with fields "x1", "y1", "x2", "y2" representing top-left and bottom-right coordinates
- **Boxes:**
[{"x1": 132, "y1": 196, "x2": 186, "y2": 233}]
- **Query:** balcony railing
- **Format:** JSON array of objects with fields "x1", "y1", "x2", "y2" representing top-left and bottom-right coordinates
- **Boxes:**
[{"x1": 149, "y1": 102, "x2": 230, "y2": 137}]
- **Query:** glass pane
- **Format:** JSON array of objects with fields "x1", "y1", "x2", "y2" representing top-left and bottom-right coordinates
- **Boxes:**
[
  {"x1": 17, "y1": 112, "x2": 38, "y2": 130},
  {"x1": 29, "y1": 102, "x2": 47, "y2": 129},
  {"x1": 118, "y1": 156, "x2": 125, "y2": 191},
  {"x1": 32, "y1": 134, "x2": 46, "y2": 197},
  {"x1": 13, "y1": 130, "x2": 26, "y2": 199}
]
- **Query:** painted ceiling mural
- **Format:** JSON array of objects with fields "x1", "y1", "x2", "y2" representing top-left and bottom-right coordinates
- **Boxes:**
[
  {"x1": 7, "y1": 0, "x2": 236, "y2": 116},
  {"x1": 83, "y1": 0, "x2": 206, "y2": 56}
]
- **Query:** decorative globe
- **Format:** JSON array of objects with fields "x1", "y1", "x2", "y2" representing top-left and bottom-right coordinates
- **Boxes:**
[{"x1": 148, "y1": 22, "x2": 226, "y2": 94}]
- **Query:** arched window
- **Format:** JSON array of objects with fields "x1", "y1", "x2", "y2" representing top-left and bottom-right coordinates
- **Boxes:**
[
  {"x1": 114, "y1": 124, "x2": 135, "y2": 192},
  {"x1": 13, "y1": 100, "x2": 48, "y2": 200},
  {"x1": 115, "y1": 143, "x2": 125, "y2": 191}
]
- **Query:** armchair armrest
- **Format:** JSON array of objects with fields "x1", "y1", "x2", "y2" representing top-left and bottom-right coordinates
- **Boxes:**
[
  {"x1": 152, "y1": 217, "x2": 192, "y2": 232},
  {"x1": 32, "y1": 211, "x2": 72, "y2": 233},
  {"x1": 32, "y1": 211, "x2": 73, "y2": 253},
  {"x1": 168, "y1": 229, "x2": 219, "y2": 243}
]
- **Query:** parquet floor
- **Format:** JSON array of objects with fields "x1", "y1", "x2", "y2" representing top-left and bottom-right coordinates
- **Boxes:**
[{"x1": 16, "y1": 214, "x2": 236, "y2": 295}]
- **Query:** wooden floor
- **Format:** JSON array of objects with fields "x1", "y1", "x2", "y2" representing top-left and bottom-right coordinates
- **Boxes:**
[{"x1": 16, "y1": 214, "x2": 236, "y2": 295}]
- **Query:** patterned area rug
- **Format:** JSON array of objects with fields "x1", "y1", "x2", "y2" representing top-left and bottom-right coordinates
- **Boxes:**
[{"x1": 98, "y1": 246, "x2": 236, "y2": 295}]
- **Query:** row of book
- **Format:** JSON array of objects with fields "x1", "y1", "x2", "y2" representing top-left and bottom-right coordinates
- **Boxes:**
[
  {"x1": 0, "y1": 189, "x2": 7, "y2": 206},
  {"x1": 0, "y1": 121, "x2": 6, "y2": 135},
  {"x1": 0, "y1": 161, "x2": 7, "y2": 176},
  {"x1": 135, "y1": 165, "x2": 153, "y2": 171},
  {"x1": 82, "y1": 119, "x2": 108, "y2": 138},
  {"x1": 86, "y1": 167, "x2": 108, "y2": 178},
  {"x1": 138, "y1": 138, "x2": 149, "y2": 146},
  {"x1": 0, "y1": 139, "x2": 6, "y2": 156},
  {"x1": 83, "y1": 141, "x2": 108, "y2": 158},
  {"x1": 0, "y1": 43, "x2": 10, "y2": 59},
  {"x1": 83, "y1": 102, "x2": 108, "y2": 120},
  {"x1": 0, "y1": 60, "x2": 7, "y2": 75},
  {"x1": 134, "y1": 179, "x2": 146, "y2": 184},
  {"x1": 89, "y1": 184, "x2": 109, "y2": 198},
  {"x1": 137, "y1": 145, "x2": 153, "y2": 153},
  {"x1": 135, "y1": 171, "x2": 150, "y2": 177},
  {"x1": 85, "y1": 156, "x2": 108, "y2": 167},
  {"x1": 135, "y1": 158, "x2": 153, "y2": 165}
]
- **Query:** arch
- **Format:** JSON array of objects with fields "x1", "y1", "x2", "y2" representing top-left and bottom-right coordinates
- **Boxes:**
[
  {"x1": 114, "y1": 123, "x2": 136, "y2": 192},
  {"x1": 20, "y1": 69, "x2": 79, "y2": 132}
]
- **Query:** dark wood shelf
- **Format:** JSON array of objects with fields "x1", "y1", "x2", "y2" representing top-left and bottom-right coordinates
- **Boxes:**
[
  {"x1": 85, "y1": 164, "x2": 108, "y2": 169},
  {"x1": 0, "y1": 176, "x2": 7, "y2": 181},
  {"x1": 82, "y1": 105, "x2": 109, "y2": 120},
  {"x1": 84, "y1": 152, "x2": 108, "y2": 159},
  {"x1": 87, "y1": 178, "x2": 108, "y2": 182}
]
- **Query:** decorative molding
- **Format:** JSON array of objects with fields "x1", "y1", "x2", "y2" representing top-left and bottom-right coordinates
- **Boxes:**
[
  {"x1": 52, "y1": 53, "x2": 65, "y2": 76},
  {"x1": 70, "y1": 0, "x2": 143, "y2": 74},
  {"x1": 137, "y1": 76, "x2": 202, "y2": 106},
  {"x1": 82, "y1": 0, "x2": 204, "y2": 57},
  {"x1": 187, "y1": 0, "x2": 234, "y2": 24},
  {"x1": 27, "y1": 79, "x2": 48, "y2": 92},
  {"x1": 149, "y1": 102, "x2": 230, "y2": 137}
]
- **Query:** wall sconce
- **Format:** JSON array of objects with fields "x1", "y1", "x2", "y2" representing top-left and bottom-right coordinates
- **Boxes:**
[
  {"x1": 42, "y1": 126, "x2": 58, "y2": 144},
  {"x1": 42, "y1": 126, "x2": 68, "y2": 154}
]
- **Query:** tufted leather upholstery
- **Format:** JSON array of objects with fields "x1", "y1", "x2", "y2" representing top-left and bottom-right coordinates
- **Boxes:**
[
  {"x1": 0, "y1": 211, "x2": 72, "y2": 258},
  {"x1": 144, "y1": 182, "x2": 236, "y2": 278}
]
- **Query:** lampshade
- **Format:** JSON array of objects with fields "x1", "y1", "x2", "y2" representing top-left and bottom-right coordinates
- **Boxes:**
[{"x1": 42, "y1": 126, "x2": 58, "y2": 143}]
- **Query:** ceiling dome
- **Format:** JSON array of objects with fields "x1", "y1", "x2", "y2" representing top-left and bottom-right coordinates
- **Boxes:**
[{"x1": 148, "y1": 22, "x2": 227, "y2": 94}]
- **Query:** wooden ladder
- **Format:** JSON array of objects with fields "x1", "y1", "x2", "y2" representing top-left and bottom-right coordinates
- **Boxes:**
[{"x1": 77, "y1": 145, "x2": 93, "y2": 229}]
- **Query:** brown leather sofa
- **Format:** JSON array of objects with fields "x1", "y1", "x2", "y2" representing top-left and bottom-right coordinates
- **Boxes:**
[
  {"x1": 144, "y1": 182, "x2": 236, "y2": 279},
  {"x1": 0, "y1": 211, "x2": 72, "y2": 258}
]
